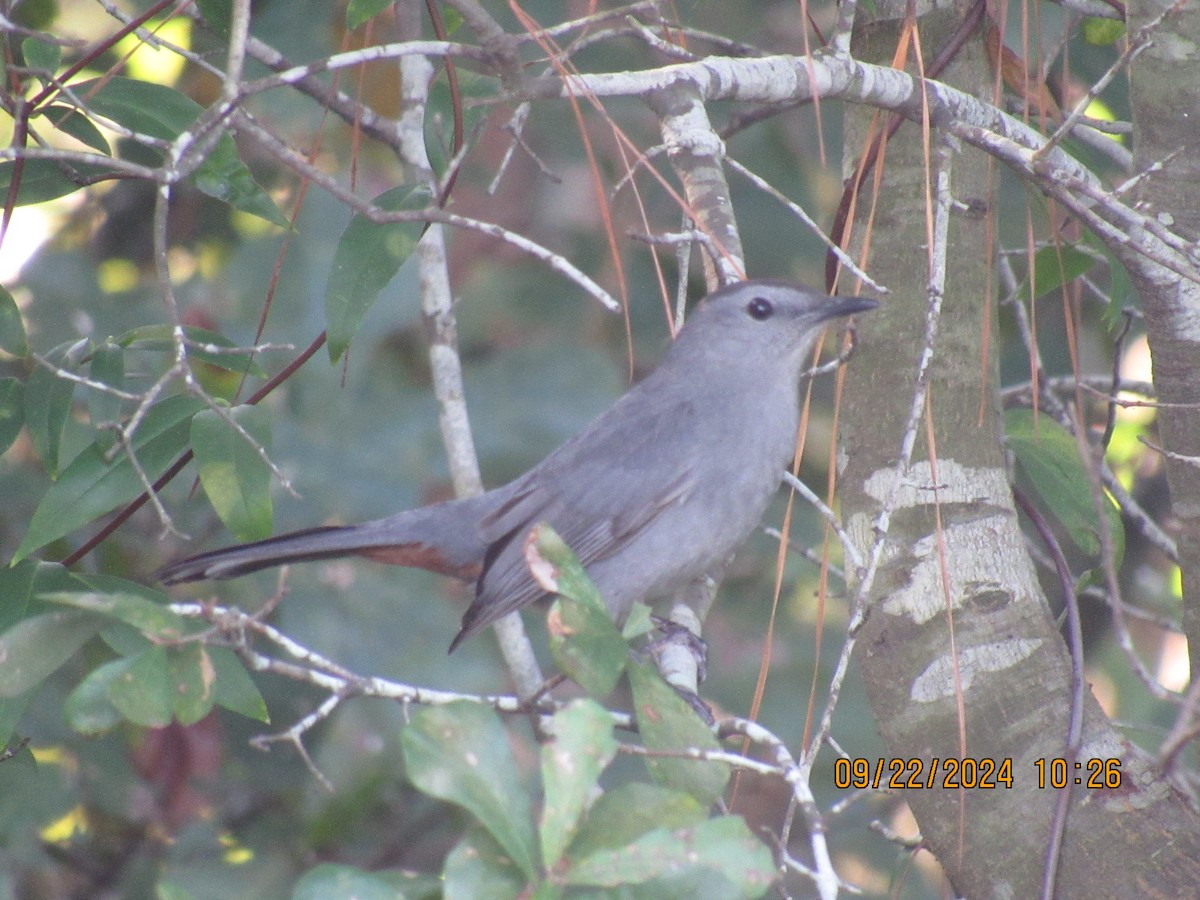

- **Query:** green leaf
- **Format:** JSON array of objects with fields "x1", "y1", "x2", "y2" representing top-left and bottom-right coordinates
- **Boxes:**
[
  {"x1": 168, "y1": 643, "x2": 215, "y2": 726},
  {"x1": 64, "y1": 657, "x2": 128, "y2": 735},
  {"x1": 1019, "y1": 245, "x2": 1100, "y2": 303},
  {"x1": 155, "y1": 880, "x2": 198, "y2": 900},
  {"x1": 15, "y1": 394, "x2": 205, "y2": 562},
  {"x1": 73, "y1": 75, "x2": 197, "y2": 142},
  {"x1": 0, "y1": 378, "x2": 24, "y2": 457},
  {"x1": 1082, "y1": 17, "x2": 1125, "y2": 45},
  {"x1": 0, "y1": 692, "x2": 35, "y2": 750},
  {"x1": 325, "y1": 184, "x2": 432, "y2": 363},
  {"x1": 113, "y1": 324, "x2": 268, "y2": 377},
  {"x1": 192, "y1": 138, "x2": 291, "y2": 228},
  {"x1": 0, "y1": 561, "x2": 39, "y2": 634},
  {"x1": 627, "y1": 659, "x2": 728, "y2": 806},
  {"x1": 0, "y1": 158, "x2": 113, "y2": 205},
  {"x1": 0, "y1": 284, "x2": 29, "y2": 357},
  {"x1": 75, "y1": 77, "x2": 288, "y2": 227},
  {"x1": 208, "y1": 647, "x2": 268, "y2": 722},
  {"x1": 539, "y1": 699, "x2": 616, "y2": 868},
  {"x1": 39, "y1": 591, "x2": 186, "y2": 641},
  {"x1": 293, "y1": 863, "x2": 410, "y2": 900},
  {"x1": 444, "y1": 826, "x2": 526, "y2": 900},
  {"x1": 0, "y1": 610, "x2": 105, "y2": 697},
  {"x1": 346, "y1": 0, "x2": 394, "y2": 30},
  {"x1": 24, "y1": 339, "x2": 82, "y2": 476},
  {"x1": 191, "y1": 405, "x2": 273, "y2": 541},
  {"x1": 108, "y1": 645, "x2": 173, "y2": 727},
  {"x1": 531, "y1": 524, "x2": 628, "y2": 698},
  {"x1": 88, "y1": 341, "x2": 125, "y2": 453},
  {"x1": 568, "y1": 783, "x2": 706, "y2": 861},
  {"x1": 1006, "y1": 409, "x2": 1124, "y2": 565},
  {"x1": 40, "y1": 105, "x2": 112, "y2": 154},
  {"x1": 565, "y1": 816, "x2": 775, "y2": 897},
  {"x1": 0, "y1": 560, "x2": 92, "y2": 633},
  {"x1": 401, "y1": 702, "x2": 538, "y2": 879},
  {"x1": 21, "y1": 36, "x2": 60, "y2": 77},
  {"x1": 195, "y1": 0, "x2": 232, "y2": 37}
]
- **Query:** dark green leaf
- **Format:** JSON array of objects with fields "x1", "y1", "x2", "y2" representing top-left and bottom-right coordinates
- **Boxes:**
[
  {"x1": 0, "y1": 610, "x2": 105, "y2": 697},
  {"x1": 0, "y1": 284, "x2": 29, "y2": 357},
  {"x1": 24, "y1": 339, "x2": 82, "y2": 476},
  {"x1": 325, "y1": 184, "x2": 432, "y2": 362},
  {"x1": 539, "y1": 699, "x2": 616, "y2": 868},
  {"x1": 346, "y1": 0, "x2": 394, "y2": 30},
  {"x1": 627, "y1": 659, "x2": 728, "y2": 806},
  {"x1": 565, "y1": 816, "x2": 775, "y2": 897},
  {"x1": 75, "y1": 76, "x2": 202, "y2": 142},
  {"x1": 0, "y1": 560, "x2": 40, "y2": 634},
  {"x1": 75, "y1": 77, "x2": 288, "y2": 227},
  {"x1": 191, "y1": 405, "x2": 274, "y2": 540},
  {"x1": 0, "y1": 560, "x2": 93, "y2": 634},
  {"x1": 0, "y1": 692, "x2": 35, "y2": 750},
  {"x1": 532, "y1": 524, "x2": 627, "y2": 698},
  {"x1": 21, "y1": 36, "x2": 60, "y2": 77},
  {"x1": 15, "y1": 394, "x2": 205, "y2": 562},
  {"x1": 568, "y1": 783, "x2": 706, "y2": 861},
  {"x1": 0, "y1": 378, "x2": 24, "y2": 457},
  {"x1": 64, "y1": 657, "x2": 128, "y2": 735},
  {"x1": 192, "y1": 138, "x2": 290, "y2": 228},
  {"x1": 401, "y1": 701, "x2": 537, "y2": 879},
  {"x1": 107, "y1": 645, "x2": 173, "y2": 727},
  {"x1": 88, "y1": 341, "x2": 125, "y2": 453},
  {"x1": 195, "y1": 0, "x2": 232, "y2": 37},
  {"x1": 208, "y1": 647, "x2": 268, "y2": 722},
  {"x1": 40, "y1": 105, "x2": 111, "y2": 154},
  {"x1": 1006, "y1": 409, "x2": 1125, "y2": 564},
  {"x1": 1019, "y1": 245, "x2": 1100, "y2": 303},
  {"x1": 0, "y1": 158, "x2": 114, "y2": 206}
]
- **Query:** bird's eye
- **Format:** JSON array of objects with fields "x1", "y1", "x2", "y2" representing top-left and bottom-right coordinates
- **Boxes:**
[{"x1": 746, "y1": 296, "x2": 773, "y2": 320}]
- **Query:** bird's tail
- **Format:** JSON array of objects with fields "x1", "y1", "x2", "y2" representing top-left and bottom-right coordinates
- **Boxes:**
[{"x1": 156, "y1": 495, "x2": 494, "y2": 585}]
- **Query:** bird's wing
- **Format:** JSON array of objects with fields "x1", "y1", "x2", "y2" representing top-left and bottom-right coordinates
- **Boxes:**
[{"x1": 451, "y1": 385, "x2": 703, "y2": 647}]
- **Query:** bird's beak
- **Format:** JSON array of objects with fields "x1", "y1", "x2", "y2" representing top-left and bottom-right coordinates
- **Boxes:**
[{"x1": 818, "y1": 296, "x2": 878, "y2": 322}]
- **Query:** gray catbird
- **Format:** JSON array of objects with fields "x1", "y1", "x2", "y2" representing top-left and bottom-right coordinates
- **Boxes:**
[{"x1": 159, "y1": 280, "x2": 875, "y2": 650}]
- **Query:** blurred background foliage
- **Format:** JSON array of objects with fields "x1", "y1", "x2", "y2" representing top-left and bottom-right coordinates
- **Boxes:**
[{"x1": 0, "y1": 0, "x2": 1174, "y2": 897}]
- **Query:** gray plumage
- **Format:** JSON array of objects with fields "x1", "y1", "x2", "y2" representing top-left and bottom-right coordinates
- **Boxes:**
[{"x1": 158, "y1": 280, "x2": 875, "y2": 650}]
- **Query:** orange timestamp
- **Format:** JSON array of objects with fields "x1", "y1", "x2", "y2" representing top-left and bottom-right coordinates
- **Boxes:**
[
  {"x1": 834, "y1": 757, "x2": 1014, "y2": 790},
  {"x1": 833, "y1": 756, "x2": 1124, "y2": 790}
]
